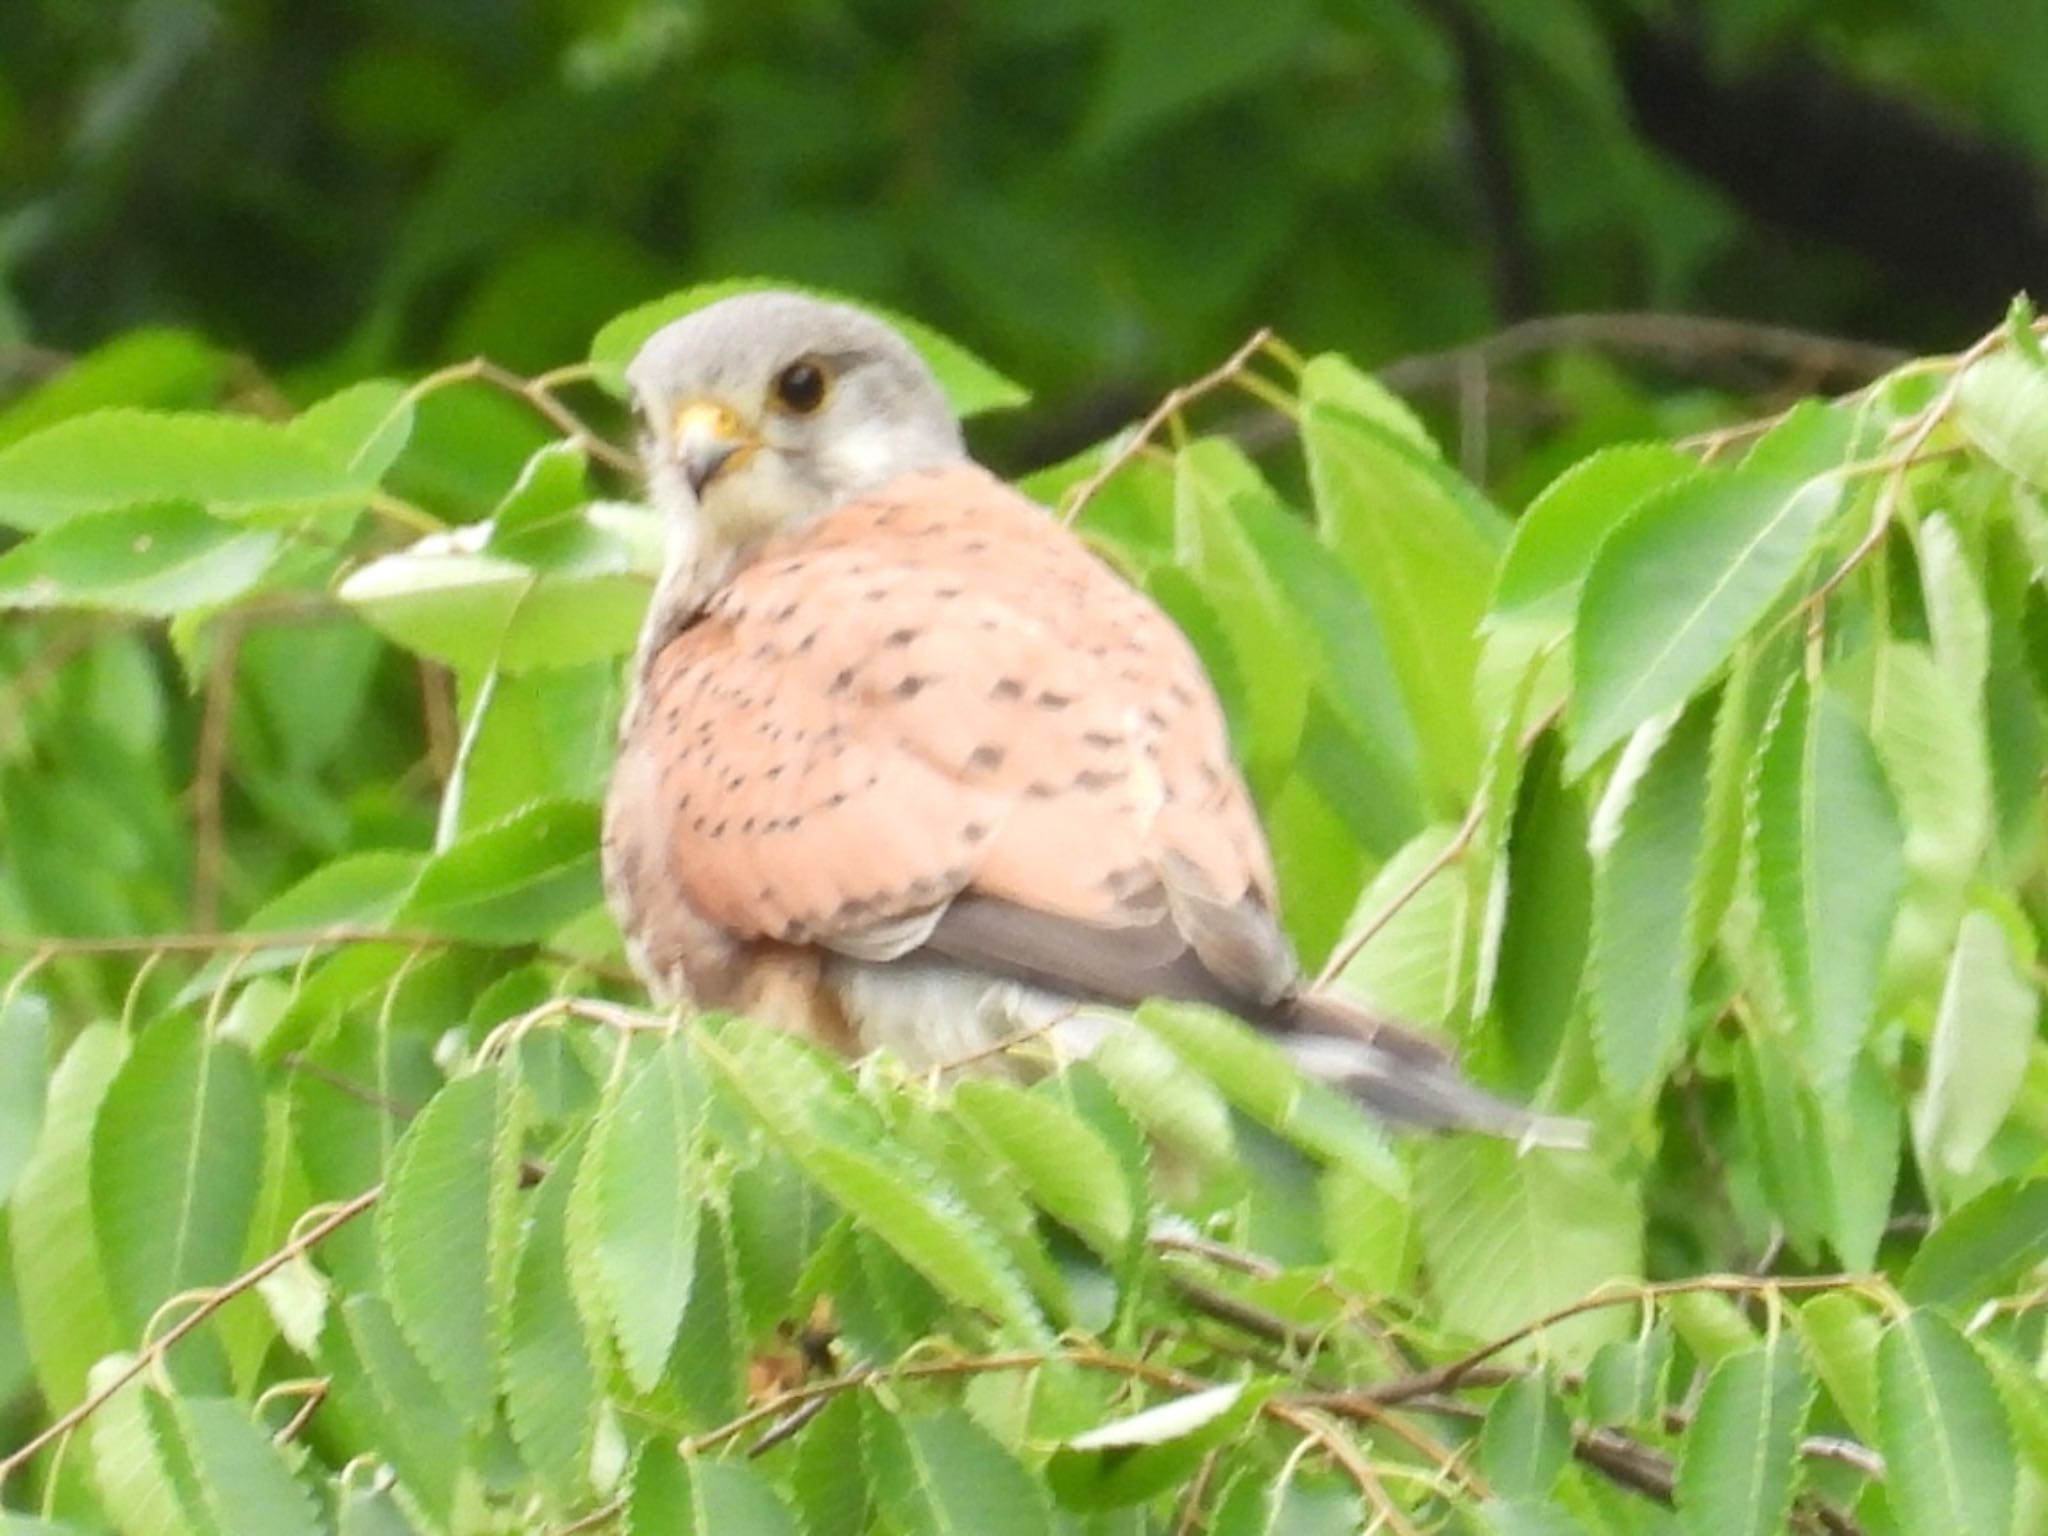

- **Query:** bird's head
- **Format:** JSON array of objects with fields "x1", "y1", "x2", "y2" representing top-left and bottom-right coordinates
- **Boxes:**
[{"x1": 628, "y1": 292, "x2": 966, "y2": 553}]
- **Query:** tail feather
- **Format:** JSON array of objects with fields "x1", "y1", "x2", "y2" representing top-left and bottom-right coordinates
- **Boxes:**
[{"x1": 1277, "y1": 991, "x2": 1591, "y2": 1151}]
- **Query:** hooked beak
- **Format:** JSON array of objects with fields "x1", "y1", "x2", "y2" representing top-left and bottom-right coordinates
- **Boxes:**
[{"x1": 672, "y1": 399, "x2": 758, "y2": 497}]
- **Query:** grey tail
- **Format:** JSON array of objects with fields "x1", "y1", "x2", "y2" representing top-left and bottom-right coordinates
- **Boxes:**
[{"x1": 1272, "y1": 990, "x2": 1592, "y2": 1151}]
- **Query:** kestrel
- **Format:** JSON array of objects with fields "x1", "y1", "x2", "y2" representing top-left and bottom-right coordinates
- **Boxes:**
[{"x1": 603, "y1": 291, "x2": 1584, "y2": 1147}]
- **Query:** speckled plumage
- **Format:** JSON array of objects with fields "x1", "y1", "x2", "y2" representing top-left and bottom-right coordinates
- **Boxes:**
[{"x1": 603, "y1": 292, "x2": 1586, "y2": 1146}]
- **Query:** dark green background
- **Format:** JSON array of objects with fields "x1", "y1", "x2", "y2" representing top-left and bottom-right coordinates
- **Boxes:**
[{"x1": 6, "y1": 0, "x2": 2045, "y2": 455}]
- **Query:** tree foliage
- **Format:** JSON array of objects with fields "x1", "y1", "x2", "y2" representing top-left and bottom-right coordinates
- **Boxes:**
[{"x1": 1, "y1": 275, "x2": 2046, "y2": 1533}]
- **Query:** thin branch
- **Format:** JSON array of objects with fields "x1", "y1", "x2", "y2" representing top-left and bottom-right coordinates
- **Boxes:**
[
  {"x1": 1060, "y1": 328, "x2": 1279, "y2": 525},
  {"x1": 1353, "y1": 1272, "x2": 1878, "y2": 1408},
  {"x1": 1379, "y1": 312, "x2": 1908, "y2": 399},
  {"x1": 189, "y1": 614, "x2": 245, "y2": 931},
  {"x1": 401, "y1": 357, "x2": 639, "y2": 477},
  {"x1": 1313, "y1": 787, "x2": 1489, "y2": 990},
  {"x1": 0, "y1": 1186, "x2": 380, "y2": 1487},
  {"x1": 1266, "y1": 1401, "x2": 1426, "y2": 1536}
]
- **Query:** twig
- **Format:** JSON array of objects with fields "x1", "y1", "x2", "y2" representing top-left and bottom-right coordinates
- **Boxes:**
[
  {"x1": 400, "y1": 357, "x2": 638, "y2": 477},
  {"x1": 189, "y1": 614, "x2": 245, "y2": 930},
  {"x1": 1266, "y1": 1401, "x2": 1426, "y2": 1536},
  {"x1": 0, "y1": 1186, "x2": 380, "y2": 1486},
  {"x1": 1313, "y1": 790, "x2": 1489, "y2": 991},
  {"x1": 1311, "y1": 697, "x2": 1562, "y2": 991},
  {"x1": 1060, "y1": 329, "x2": 1278, "y2": 525},
  {"x1": 1379, "y1": 313, "x2": 1908, "y2": 399},
  {"x1": 1354, "y1": 1272, "x2": 1877, "y2": 1407}
]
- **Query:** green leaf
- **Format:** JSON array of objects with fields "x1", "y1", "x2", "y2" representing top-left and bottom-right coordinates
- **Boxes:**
[
  {"x1": 1569, "y1": 471, "x2": 1839, "y2": 773},
  {"x1": 506, "y1": 1137, "x2": 598, "y2": 1506},
  {"x1": 865, "y1": 1402, "x2": 1057, "y2": 1536},
  {"x1": 1208, "y1": 1467, "x2": 1364, "y2": 1535},
  {"x1": 1493, "y1": 735, "x2": 1592, "y2": 1090},
  {"x1": 1675, "y1": 1336, "x2": 1811, "y2": 1536},
  {"x1": 0, "y1": 994, "x2": 49, "y2": 1205},
  {"x1": 90, "y1": 1025, "x2": 265, "y2": 1335},
  {"x1": 333, "y1": 1295, "x2": 465, "y2": 1521},
  {"x1": 82, "y1": 1359, "x2": 197, "y2": 1536},
  {"x1": 1913, "y1": 909, "x2": 2039, "y2": 1185},
  {"x1": 1904, "y1": 1178, "x2": 2048, "y2": 1310},
  {"x1": 1491, "y1": 444, "x2": 1697, "y2": 620},
  {"x1": 591, "y1": 281, "x2": 1028, "y2": 417},
  {"x1": 172, "y1": 1397, "x2": 324, "y2": 1536},
  {"x1": 0, "y1": 501, "x2": 278, "y2": 614},
  {"x1": 289, "y1": 380, "x2": 416, "y2": 483},
  {"x1": 378, "y1": 1066, "x2": 520, "y2": 1425},
  {"x1": 1585, "y1": 1325, "x2": 1672, "y2": 1429},
  {"x1": 696, "y1": 1017, "x2": 1045, "y2": 1337},
  {"x1": 572, "y1": 1036, "x2": 702, "y2": 1393},
  {"x1": 1479, "y1": 1373, "x2": 1572, "y2": 1501},
  {"x1": 0, "y1": 407, "x2": 376, "y2": 531},
  {"x1": 11, "y1": 1025, "x2": 124, "y2": 1410},
  {"x1": 1588, "y1": 695, "x2": 1715, "y2": 1098},
  {"x1": 1135, "y1": 1001, "x2": 1405, "y2": 1194},
  {"x1": 951, "y1": 1078, "x2": 1135, "y2": 1257},
  {"x1": 1795, "y1": 1293, "x2": 1883, "y2": 1444},
  {"x1": 1304, "y1": 400, "x2": 1505, "y2": 806},
  {"x1": 628, "y1": 1444, "x2": 804, "y2": 1536},
  {"x1": 398, "y1": 798, "x2": 603, "y2": 942},
  {"x1": 1413, "y1": 1140, "x2": 1641, "y2": 1362},
  {"x1": 1752, "y1": 680, "x2": 1905, "y2": 1093},
  {"x1": 0, "y1": 329, "x2": 225, "y2": 450},
  {"x1": 1049, "y1": 1383, "x2": 1261, "y2": 1511},
  {"x1": 1876, "y1": 1310, "x2": 2017, "y2": 1536},
  {"x1": 1955, "y1": 348, "x2": 2048, "y2": 490}
]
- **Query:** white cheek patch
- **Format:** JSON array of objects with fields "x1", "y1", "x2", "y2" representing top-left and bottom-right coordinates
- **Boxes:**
[{"x1": 824, "y1": 423, "x2": 909, "y2": 490}]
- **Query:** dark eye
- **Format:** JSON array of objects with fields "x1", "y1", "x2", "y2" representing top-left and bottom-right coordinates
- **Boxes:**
[{"x1": 772, "y1": 359, "x2": 829, "y2": 414}]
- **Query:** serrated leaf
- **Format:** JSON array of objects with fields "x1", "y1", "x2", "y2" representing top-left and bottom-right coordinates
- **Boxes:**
[
  {"x1": 574, "y1": 1037, "x2": 702, "y2": 1392},
  {"x1": 1913, "y1": 909, "x2": 2039, "y2": 1184},
  {"x1": 398, "y1": 798, "x2": 602, "y2": 942},
  {"x1": 506, "y1": 1136, "x2": 597, "y2": 1506},
  {"x1": 1414, "y1": 1140, "x2": 1640, "y2": 1362},
  {"x1": 0, "y1": 501, "x2": 278, "y2": 614},
  {"x1": 173, "y1": 1397, "x2": 324, "y2": 1536},
  {"x1": 1493, "y1": 734, "x2": 1592, "y2": 1091},
  {"x1": 1586, "y1": 1325, "x2": 1672, "y2": 1428},
  {"x1": 1480, "y1": 1374, "x2": 1572, "y2": 1501},
  {"x1": 0, "y1": 329, "x2": 225, "y2": 450},
  {"x1": 951, "y1": 1078, "x2": 1134, "y2": 1257},
  {"x1": 591, "y1": 281, "x2": 1027, "y2": 417},
  {"x1": 1208, "y1": 1468, "x2": 1365, "y2": 1535},
  {"x1": 90, "y1": 1025, "x2": 265, "y2": 1336},
  {"x1": 1589, "y1": 694, "x2": 1715, "y2": 1098},
  {"x1": 83, "y1": 1359, "x2": 196, "y2": 1536},
  {"x1": 11, "y1": 1026, "x2": 124, "y2": 1410},
  {"x1": 0, "y1": 407, "x2": 375, "y2": 531},
  {"x1": 1570, "y1": 471, "x2": 1839, "y2": 773},
  {"x1": 0, "y1": 994, "x2": 49, "y2": 1205},
  {"x1": 1795, "y1": 1293, "x2": 1882, "y2": 1444},
  {"x1": 1904, "y1": 1178, "x2": 2048, "y2": 1310},
  {"x1": 1955, "y1": 348, "x2": 2048, "y2": 489},
  {"x1": 865, "y1": 1402, "x2": 1057, "y2": 1536},
  {"x1": 289, "y1": 380, "x2": 415, "y2": 482},
  {"x1": 792, "y1": 1395, "x2": 870, "y2": 1536},
  {"x1": 1876, "y1": 1310, "x2": 2016, "y2": 1536},
  {"x1": 378, "y1": 1067, "x2": 519, "y2": 1425},
  {"x1": 1491, "y1": 444, "x2": 1697, "y2": 620},
  {"x1": 1135, "y1": 1001, "x2": 1405, "y2": 1194},
  {"x1": 1304, "y1": 400, "x2": 1505, "y2": 805},
  {"x1": 1752, "y1": 679, "x2": 1905, "y2": 1093},
  {"x1": 696, "y1": 1018, "x2": 1045, "y2": 1337},
  {"x1": 628, "y1": 1444, "x2": 803, "y2": 1536},
  {"x1": 1675, "y1": 1336, "x2": 1811, "y2": 1536},
  {"x1": 334, "y1": 1295, "x2": 464, "y2": 1521}
]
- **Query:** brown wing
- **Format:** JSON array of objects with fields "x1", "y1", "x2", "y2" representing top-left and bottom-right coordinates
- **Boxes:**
[{"x1": 612, "y1": 462, "x2": 1291, "y2": 1008}]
